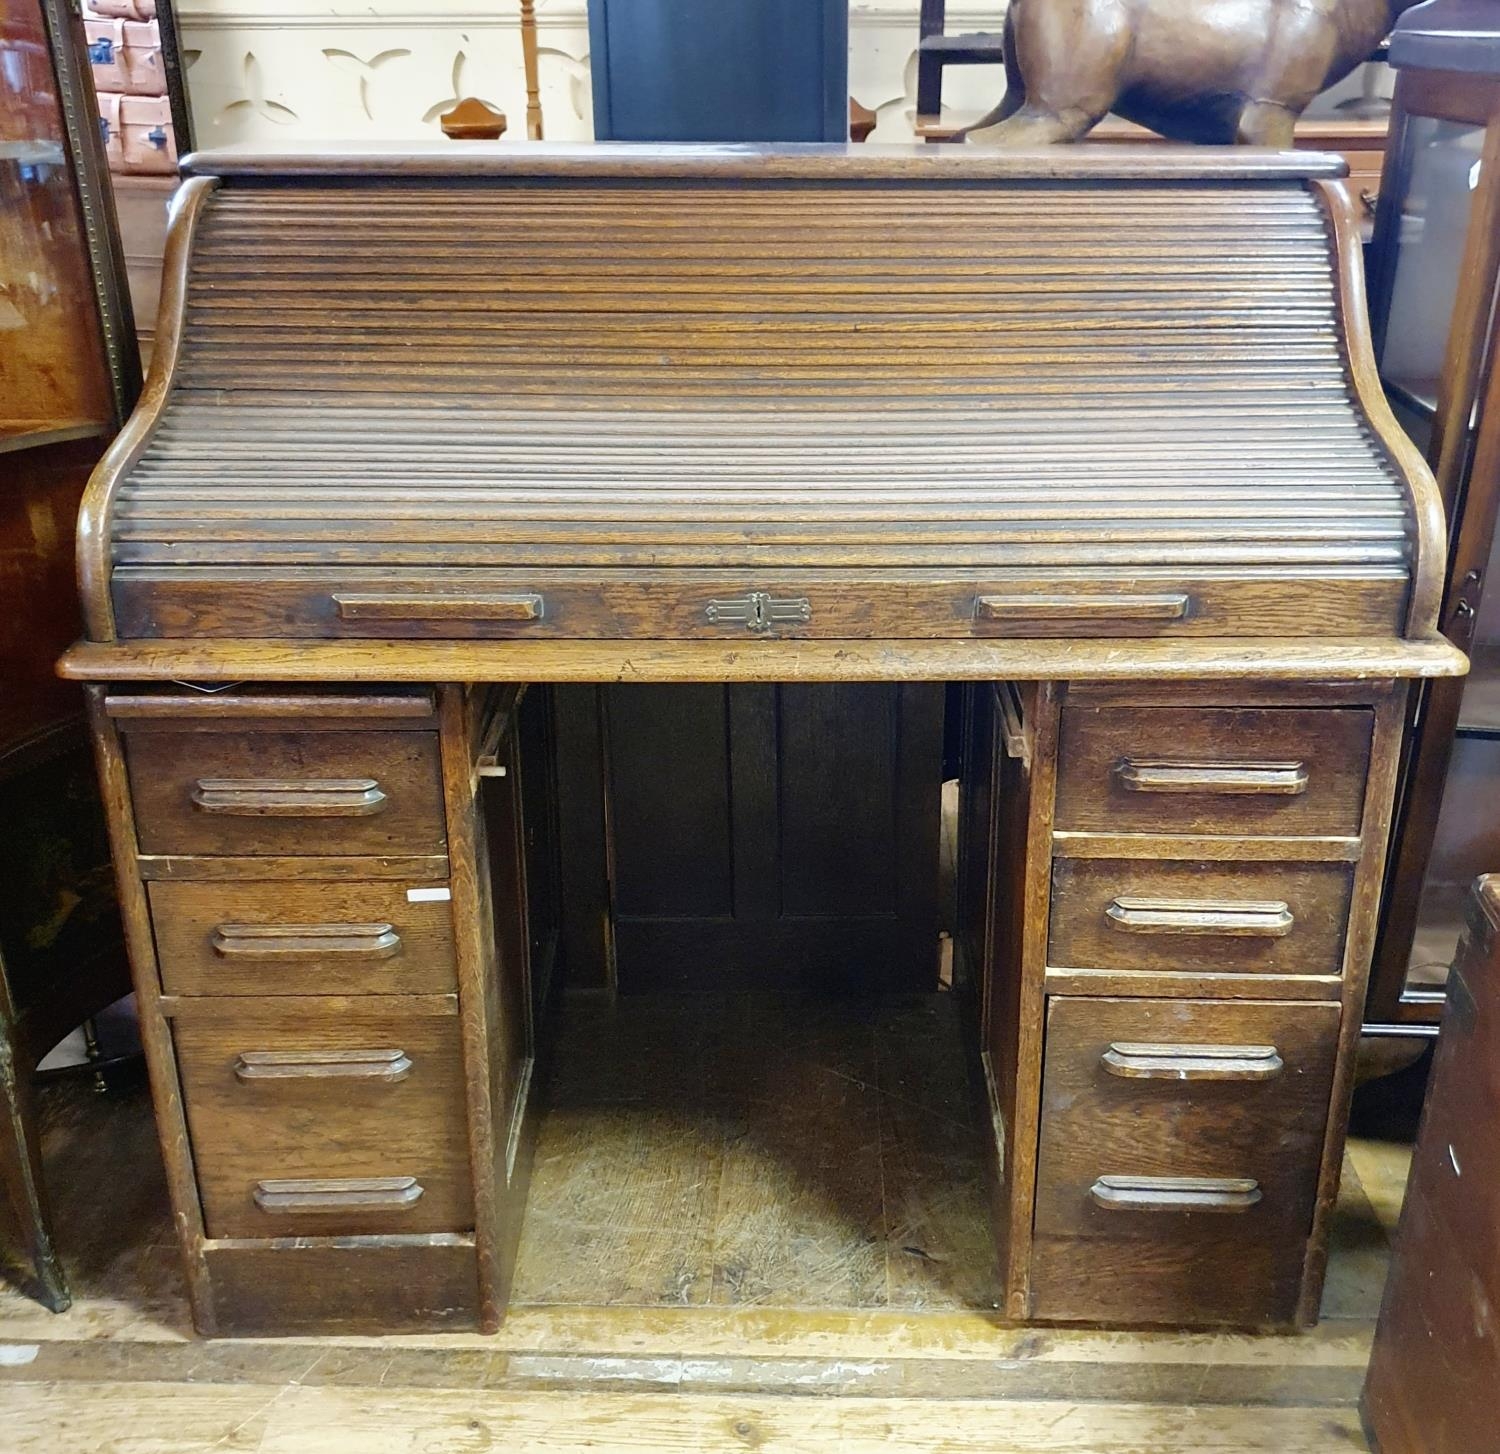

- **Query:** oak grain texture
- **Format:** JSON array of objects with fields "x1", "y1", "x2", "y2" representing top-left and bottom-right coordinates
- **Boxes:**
[
  {"x1": 437, "y1": 684, "x2": 537, "y2": 1333},
  {"x1": 70, "y1": 149, "x2": 1449, "y2": 654},
  {"x1": 57, "y1": 634, "x2": 1471, "y2": 683},
  {"x1": 1053, "y1": 703, "x2": 1374, "y2": 838},
  {"x1": 1363, "y1": 883, "x2": 1500, "y2": 1453},
  {"x1": 1047, "y1": 858, "x2": 1355, "y2": 976},
  {"x1": 200, "y1": 1236, "x2": 481, "y2": 1336},
  {"x1": 174, "y1": 1010, "x2": 472, "y2": 1239},
  {"x1": 147, "y1": 878, "x2": 458, "y2": 996},
  {"x1": 82, "y1": 688, "x2": 217, "y2": 1333},
  {"x1": 123, "y1": 727, "x2": 446, "y2": 857},
  {"x1": 1029, "y1": 996, "x2": 1341, "y2": 1327}
]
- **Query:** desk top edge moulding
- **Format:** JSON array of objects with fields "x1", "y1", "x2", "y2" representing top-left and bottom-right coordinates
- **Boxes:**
[{"x1": 61, "y1": 143, "x2": 1461, "y2": 684}]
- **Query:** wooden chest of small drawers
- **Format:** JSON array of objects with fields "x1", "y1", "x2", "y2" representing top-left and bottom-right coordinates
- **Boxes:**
[
  {"x1": 959, "y1": 678, "x2": 1406, "y2": 1329},
  {"x1": 90, "y1": 683, "x2": 545, "y2": 1334}
]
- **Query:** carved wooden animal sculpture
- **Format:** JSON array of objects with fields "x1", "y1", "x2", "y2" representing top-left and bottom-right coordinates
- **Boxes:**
[{"x1": 963, "y1": 0, "x2": 1421, "y2": 146}]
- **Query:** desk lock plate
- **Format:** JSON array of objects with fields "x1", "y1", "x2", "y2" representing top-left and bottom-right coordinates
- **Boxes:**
[{"x1": 704, "y1": 592, "x2": 813, "y2": 633}]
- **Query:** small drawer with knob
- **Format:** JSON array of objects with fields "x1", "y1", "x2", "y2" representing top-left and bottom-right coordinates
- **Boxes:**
[
  {"x1": 123, "y1": 727, "x2": 447, "y2": 857},
  {"x1": 175, "y1": 1012, "x2": 471, "y2": 1239},
  {"x1": 1048, "y1": 857, "x2": 1354, "y2": 975},
  {"x1": 1054, "y1": 704, "x2": 1374, "y2": 840},
  {"x1": 1029, "y1": 995, "x2": 1341, "y2": 1326},
  {"x1": 148, "y1": 879, "x2": 458, "y2": 997}
]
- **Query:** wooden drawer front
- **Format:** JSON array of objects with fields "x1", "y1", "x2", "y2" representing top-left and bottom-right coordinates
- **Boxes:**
[
  {"x1": 126, "y1": 729, "x2": 446, "y2": 856},
  {"x1": 149, "y1": 880, "x2": 457, "y2": 997},
  {"x1": 1048, "y1": 858, "x2": 1354, "y2": 975},
  {"x1": 1055, "y1": 705, "x2": 1374, "y2": 839},
  {"x1": 112, "y1": 567, "x2": 1408, "y2": 641},
  {"x1": 1031, "y1": 996, "x2": 1340, "y2": 1325},
  {"x1": 176, "y1": 1015, "x2": 471, "y2": 1239}
]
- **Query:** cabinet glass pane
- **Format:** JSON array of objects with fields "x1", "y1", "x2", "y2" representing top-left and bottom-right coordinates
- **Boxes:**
[
  {"x1": 1406, "y1": 522, "x2": 1500, "y2": 993},
  {"x1": 1, "y1": 1, "x2": 113, "y2": 445},
  {"x1": 1381, "y1": 117, "x2": 1486, "y2": 426}
]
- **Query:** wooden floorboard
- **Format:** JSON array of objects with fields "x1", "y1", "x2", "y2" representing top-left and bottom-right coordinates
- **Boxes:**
[
  {"x1": 3, "y1": 1383, "x2": 1375, "y2": 1454},
  {"x1": 0, "y1": 993, "x2": 1407, "y2": 1452}
]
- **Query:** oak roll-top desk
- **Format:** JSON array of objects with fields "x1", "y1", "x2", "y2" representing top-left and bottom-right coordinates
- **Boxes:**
[{"x1": 59, "y1": 143, "x2": 1465, "y2": 1337}]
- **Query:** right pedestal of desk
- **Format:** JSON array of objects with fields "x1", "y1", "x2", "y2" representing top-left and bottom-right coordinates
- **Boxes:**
[{"x1": 960, "y1": 678, "x2": 1407, "y2": 1329}]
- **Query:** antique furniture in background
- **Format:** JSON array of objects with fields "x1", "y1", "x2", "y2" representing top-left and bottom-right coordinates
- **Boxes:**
[
  {"x1": 85, "y1": 0, "x2": 191, "y2": 368},
  {"x1": 62, "y1": 143, "x2": 1462, "y2": 1337},
  {"x1": 915, "y1": 0, "x2": 1004, "y2": 123},
  {"x1": 1, "y1": 0, "x2": 137, "y2": 1311},
  {"x1": 1362, "y1": 872, "x2": 1500, "y2": 1450},
  {"x1": 586, "y1": 0, "x2": 848, "y2": 141},
  {"x1": 961, "y1": 0, "x2": 1417, "y2": 145},
  {"x1": 1366, "y1": 0, "x2": 1500, "y2": 1036},
  {"x1": 519, "y1": 0, "x2": 542, "y2": 140},
  {"x1": 921, "y1": 112, "x2": 1395, "y2": 232},
  {"x1": 439, "y1": 98, "x2": 508, "y2": 140}
]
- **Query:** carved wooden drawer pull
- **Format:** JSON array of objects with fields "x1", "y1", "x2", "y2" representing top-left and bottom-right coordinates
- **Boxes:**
[
  {"x1": 1105, "y1": 896, "x2": 1294, "y2": 937},
  {"x1": 252, "y1": 1175, "x2": 424, "y2": 1214},
  {"x1": 1101, "y1": 1041, "x2": 1284, "y2": 1081},
  {"x1": 233, "y1": 1048, "x2": 414, "y2": 1083},
  {"x1": 212, "y1": 922, "x2": 402, "y2": 961},
  {"x1": 1090, "y1": 1175, "x2": 1262, "y2": 1213},
  {"x1": 190, "y1": 777, "x2": 388, "y2": 817},
  {"x1": 1115, "y1": 759, "x2": 1309, "y2": 796},
  {"x1": 974, "y1": 592, "x2": 1190, "y2": 623},
  {"x1": 332, "y1": 592, "x2": 543, "y2": 622}
]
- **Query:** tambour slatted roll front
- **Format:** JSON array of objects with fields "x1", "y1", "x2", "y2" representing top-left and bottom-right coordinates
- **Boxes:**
[{"x1": 79, "y1": 144, "x2": 1441, "y2": 645}]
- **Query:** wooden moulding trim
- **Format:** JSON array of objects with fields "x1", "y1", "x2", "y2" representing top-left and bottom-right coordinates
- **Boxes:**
[
  {"x1": 1042, "y1": 967, "x2": 1343, "y2": 1001},
  {"x1": 1008, "y1": 682, "x2": 1063, "y2": 1318},
  {"x1": 1296, "y1": 685, "x2": 1410, "y2": 1328},
  {"x1": 83, "y1": 687, "x2": 217, "y2": 1333},
  {"x1": 55, "y1": 634, "x2": 1470, "y2": 683},
  {"x1": 435, "y1": 684, "x2": 503, "y2": 1333},
  {"x1": 137, "y1": 853, "x2": 451, "y2": 883},
  {"x1": 1310, "y1": 178, "x2": 1449, "y2": 640},
  {"x1": 75, "y1": 175, "x2": 220, "y2": 643},
  {"x1": 159, "y1": 992, "x2": 460, "y2": 1020},
  {"x1": 180, "y1": 141, "x2": 1349, "y2": 183},
  {"x1": 104, "y1": 690, "x2": 438, "y2": 721}
]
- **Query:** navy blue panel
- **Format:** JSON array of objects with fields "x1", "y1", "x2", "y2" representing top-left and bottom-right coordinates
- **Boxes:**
[{"x1": 588, "y1": 0, "x2": 848, "y2": 143}]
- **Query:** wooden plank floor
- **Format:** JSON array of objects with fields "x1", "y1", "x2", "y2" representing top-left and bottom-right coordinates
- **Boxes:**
[{"x1": 0, "y1": 992, "x2": 1407, "y2": 1453}]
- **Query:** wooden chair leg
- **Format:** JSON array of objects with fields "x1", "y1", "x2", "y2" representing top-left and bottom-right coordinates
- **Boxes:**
[
  {"x1": 916, "y1": 0, "x2": 947, "y2": 117},
  {"x1": 0, "y1": 1033, "x2": 71, "y2": 1312}
]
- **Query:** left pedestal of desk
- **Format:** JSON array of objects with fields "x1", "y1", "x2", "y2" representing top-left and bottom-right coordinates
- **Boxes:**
[{"x1": 83, "y1": 682, "x2": 539, "y2": 1335}]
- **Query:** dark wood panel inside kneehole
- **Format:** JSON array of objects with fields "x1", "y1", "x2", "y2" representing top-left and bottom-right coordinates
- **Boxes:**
[{"x1": 554, "y1": 683, "x2": 946, "y2": 995}]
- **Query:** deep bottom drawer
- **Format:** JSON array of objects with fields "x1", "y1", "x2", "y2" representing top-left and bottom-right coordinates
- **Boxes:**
[
  {"x1": 176, "y1": 1013, "x2": 472, "y2": 1239},
  {"x1": 1030, "y1": 995, "x2": 1341, "y2": 1327}
]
